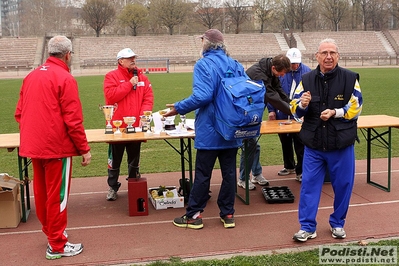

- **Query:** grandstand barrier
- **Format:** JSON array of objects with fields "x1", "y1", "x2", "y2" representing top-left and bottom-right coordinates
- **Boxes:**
[
  {"x1": 82, "y1": 58, "x2": 170, "y2": 73},
  {"x1": 145, "y1": 67, "x2": 168, "y2": 73}
]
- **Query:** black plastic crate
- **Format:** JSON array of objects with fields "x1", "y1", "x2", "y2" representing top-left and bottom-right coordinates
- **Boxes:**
[{"x1": 262, "y1": 186, "x2": 295, "y2": 204}]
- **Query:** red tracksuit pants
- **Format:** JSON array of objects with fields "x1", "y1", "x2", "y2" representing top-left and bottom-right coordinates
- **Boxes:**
[{"x1": 32, "y1": 157, "x2": 72, "y2": 253}]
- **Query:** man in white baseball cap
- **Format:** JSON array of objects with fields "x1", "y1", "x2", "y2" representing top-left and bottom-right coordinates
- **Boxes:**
[
  {"x1": 286, "y1": 47, "x2": 302, "y2": 64},
  {"x1": 269, "y1": 47, "x2": 311, "y2": 182},
  {"x1": 103, "y1": 48, "x2": 154, "y2": 201}
]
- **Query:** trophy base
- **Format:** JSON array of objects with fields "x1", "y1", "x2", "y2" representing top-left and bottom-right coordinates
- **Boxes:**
[
  {"x1": 165, "y1": 124, "x2": 175, "y2": 130},
  {"x1": 105, "y1": 128, "x2": 114, "y2": 134},
  {"x1": 126, "y1": 127, "x2": 136, "y2": 134}
]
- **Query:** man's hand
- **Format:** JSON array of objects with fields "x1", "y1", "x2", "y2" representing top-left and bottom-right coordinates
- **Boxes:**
[
  {"x1": 164, "y1": 104, "x2": 178, "y2": 117},
  {"x1": 81, "y1": 151, "x2": 92, "y2": 166},
  {"x1": 300, "y1": 91, "x2": 311, "y2": 108},
  {"x1": 268, "y1": 111, "x2": 276, "y2": 120},
  {"x1": 320, "y1": 109, "x2": 336, "y2": 121}
]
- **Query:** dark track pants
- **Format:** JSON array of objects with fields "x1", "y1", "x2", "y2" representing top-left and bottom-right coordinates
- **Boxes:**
[{"x1": 186, "y1": 148, "x2": 238, "y2": 218}]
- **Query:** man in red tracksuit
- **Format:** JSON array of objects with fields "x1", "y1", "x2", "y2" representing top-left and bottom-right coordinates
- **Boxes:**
[
  {"x1": 103, "y1": 48, "x2": 154, "y2": 201},
  {"x1": 15, "y1": 35, "x2": 92, "y2": 259}
]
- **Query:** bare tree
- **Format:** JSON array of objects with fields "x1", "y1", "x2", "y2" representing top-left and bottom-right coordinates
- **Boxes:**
[
  {"x1": 367, "y1": 0, "x2": 390, "y2": 30},
  {"x1": 195, "y1": 0, "x2": 223, "y2": 29},
  {"x1": 118, "y1": 3, "x2": 149, "y2": 36},
  {"x1": 253, "y1": 0, "x2": 275, "y2": 33},
  {"x1": 224, "y1": 0, "x2": 252, "y2": 34},
  {"x1": 148, "y1": 0, "x2": 190, "y2": 35},
  {"x1": 20, "y1": 0, "x2": 75, "y2": 36},
  {"x1": 319, "y1": 0, "x2": 349, "y2": 31},
  {"x1": 82, "y1": 0, "x2": 116, "y2": 37},
  {"x1": 288, "y1": 0, "x2": 315, "y2": 32}
]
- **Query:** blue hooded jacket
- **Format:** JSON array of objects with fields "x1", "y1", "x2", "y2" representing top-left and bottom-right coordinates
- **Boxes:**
[{"x1": 174, "y1": 49, "x2": 245, "y2": 150}]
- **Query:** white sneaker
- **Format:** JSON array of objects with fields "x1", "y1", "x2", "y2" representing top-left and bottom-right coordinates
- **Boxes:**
[
  {"x1": 237, "y1": 179, "x2": 256, "y2": 190},
  {"x1": 293, "y1": 230, "x2": 317, "y2": 242},
  {"x1": 46, "y1": 242, "x2": 83, "y2": 259},
  {"x1": 295, "y1": 174, "x2": 302, "y2": 182},
  {"x1": 331, "y1": 227, "x2": 346, "y2": 239},
  {"x1": 106, "y1": 187, "x2": 117, "y2": 201},
  {"x1": 278, "y1": 168, "x2": 296, "y2": 176},
  {"x1": 251, "y1": 174, "x2": 269, "y2": 186}
]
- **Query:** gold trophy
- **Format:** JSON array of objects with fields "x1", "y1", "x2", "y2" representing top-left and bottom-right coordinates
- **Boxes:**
[
  {"x1": 140, "y1": 115, "x2": 149, "y2": 132},
  {"x1": 142, "y1": 110, "x2": 153, "y2": 131},
  {"x1": 113, "y1": 120, "x2": 123, "y2": 135},
  {"x1": 99, "y1": 103, "x2": 118, "y2": 134},
  {"x1": 123, "y1": 116, "x2": 136, "y2": 133},
  {"x1": 159, "y1": 109, "x2": 168, "y2": 132}
]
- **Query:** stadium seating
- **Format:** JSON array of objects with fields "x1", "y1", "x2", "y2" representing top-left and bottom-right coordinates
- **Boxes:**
[{"x1": 0, "y1": 31, "x2": 398, "y2": 72}]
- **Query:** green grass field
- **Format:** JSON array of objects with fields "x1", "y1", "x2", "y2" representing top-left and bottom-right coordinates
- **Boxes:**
[
  {"x1": 1, "y1": 69, "x2": 399, "y2": 265},
  {"x1": 1, "y1": 68, "x2": 399, "y2": 178}
]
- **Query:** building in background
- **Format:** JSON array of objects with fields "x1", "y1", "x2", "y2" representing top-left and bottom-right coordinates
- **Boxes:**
[{"x1": 1, "y1": 0, "x2": 21, "y2": 37}]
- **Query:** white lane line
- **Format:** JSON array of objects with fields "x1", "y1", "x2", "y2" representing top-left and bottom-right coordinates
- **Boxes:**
[{"x1": 2, "y1": 199, "x2": 399, "y2": 236}]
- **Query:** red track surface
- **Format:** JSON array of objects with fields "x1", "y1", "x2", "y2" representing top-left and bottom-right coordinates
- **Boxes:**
[{"x1": 1, "y1": 158, "x2": 399, "y2": 266}]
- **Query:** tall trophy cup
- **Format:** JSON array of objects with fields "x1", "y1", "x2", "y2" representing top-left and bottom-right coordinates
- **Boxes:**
[
  {"x1": 99, "y1": 103, "x2": 118, "y2": 134},
  {"x1": 123, "y1": 116, "x2": 136, "y2": 133}
]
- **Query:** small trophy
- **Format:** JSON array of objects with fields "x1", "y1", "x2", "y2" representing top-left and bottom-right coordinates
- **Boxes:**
[
  {"x1": 180, "y1": 114, "x2": 186, "y2": 128},
  {"x1": 159, "y1": 110, "x2": 168, "y2": 132},
  {"x1": 143, "y1": 110, "x2": 153, "y2": 131},
  {"x1": 99, "y1": 103, "x2": 118, "y2": 134},
  {"x1": 140, "y1": 115, "x2": 149, "y2": 132},
  {"x1": 123, "y1": 116, "x2": 136, "y2": 133},
  {"x1": 113, "y1": 120, "x2": 123, "y2": 135}
]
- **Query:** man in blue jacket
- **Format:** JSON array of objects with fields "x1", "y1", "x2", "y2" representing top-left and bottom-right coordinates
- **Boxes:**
[
  {"x1": 164, "y1": 29, "x2": 244, "y2": 229},
  {"x1": 291, "y1": 38, "x2": 363, "y2": 242},
  {"x1": 268, "y1": 48, "x2": 311, "y2": 181}
]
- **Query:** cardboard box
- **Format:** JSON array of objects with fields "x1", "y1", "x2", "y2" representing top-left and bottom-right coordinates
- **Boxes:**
[
  {"x1": 148, "y1": 186, "x2": 184, "y2": 210},
  {"x1": 0, "y1": 176, "x2": 21, "y2": 228}
]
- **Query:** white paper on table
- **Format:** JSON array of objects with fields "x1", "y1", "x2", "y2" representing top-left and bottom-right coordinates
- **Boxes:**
[
  {"x1": 152, "y1": 112, "x2": 163, "y2": 134},
  {"x1": 166, "y1": 130, "x2": 195, "y2": 137}
]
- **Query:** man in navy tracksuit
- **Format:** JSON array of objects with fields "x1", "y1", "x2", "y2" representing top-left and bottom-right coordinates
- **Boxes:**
[{"x1": 290, "y1": 38, "x2": 363, "y2": 242}]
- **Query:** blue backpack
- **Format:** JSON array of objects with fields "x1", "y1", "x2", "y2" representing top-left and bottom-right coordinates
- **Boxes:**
[{"x1": 208, "y1": 59, "x2": 266, "y2": 140}]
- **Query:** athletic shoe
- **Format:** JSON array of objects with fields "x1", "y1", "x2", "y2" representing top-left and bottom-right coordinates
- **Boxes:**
[
  {"x1": 237, "y1": 179, "x2": 255, "y2": 190},
  {"x1": 106, "y1": 187, "x2": 118, "y2": 201},
  {"x1": 293, "y1": 230, "x2": 317, "y2": 242},
  {"x1": 278, "y1": 168, "x2": 296, "y2": 176},
  {"x1": 45, "y1": 242, "x2": 83, "y2": 260},
  {"x1": 251, "y1": 174, "x2": 269, "y2": 186},
  {"x1": 220, "y1": 214, "x2": 235, "y2": 228},
  {"x1": 173, "y1": 215, "x2": 203, "y2": 229},
  {"x1": 296, "y1": 174, "x2": 302, "y2": 182},
  {"x1": 47, "y1": 230, "x2": 69, "y2": 250},
  {"x1": 331, "y1": 227, "x2": 346, "y2": 239}
]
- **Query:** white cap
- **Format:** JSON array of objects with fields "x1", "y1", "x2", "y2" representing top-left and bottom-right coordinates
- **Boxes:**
[
  {"x1": 116, "y1": 48, "x2": 137, "y2": 60},
  {"x1": 286, "y1": 48, "x2": 302, "y2": 63}
]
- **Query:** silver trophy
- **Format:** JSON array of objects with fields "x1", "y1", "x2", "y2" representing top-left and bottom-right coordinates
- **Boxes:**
[
  {"x1": 123, "y1": 116, "x2": 136, "y2": 133},
  {"x1": 99, "y1": 103, "x2": 118, "y2": 134}
]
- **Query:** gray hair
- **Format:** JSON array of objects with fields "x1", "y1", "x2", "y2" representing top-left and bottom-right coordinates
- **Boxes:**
[
  {"x1": 318, "y1": 38, "x2": 339, "y2": 53},
  {"x1": 202, "y1": 39, "x2": 229, "y2": 56},
  {"x1": 48, "y1": 35, "x2": 72, "y2": 56}
]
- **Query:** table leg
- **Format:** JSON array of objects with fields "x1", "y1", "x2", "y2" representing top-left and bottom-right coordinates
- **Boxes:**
[
  {"x1": 236, "y1": 138, "x2": 253, "y2": 205},
  {"x1": 163, "y1": 138, "x2": 193, "y2": 202},
  {"x1": 17, "y1": 152, "x2": 31, "y2": 222},
  {"x1": 361, "y1": 127, "x2": 391, "y2": 192}
]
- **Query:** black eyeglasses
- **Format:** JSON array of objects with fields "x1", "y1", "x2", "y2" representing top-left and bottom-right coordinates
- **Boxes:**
[{"x1": 318, "y1": 51, "x2": 338, "y2": 57}]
